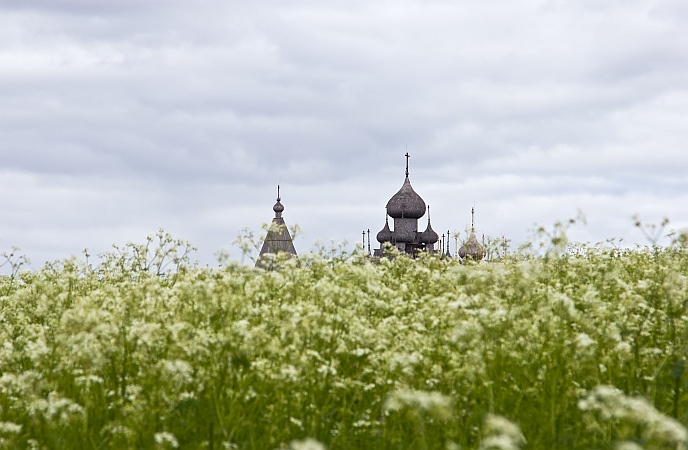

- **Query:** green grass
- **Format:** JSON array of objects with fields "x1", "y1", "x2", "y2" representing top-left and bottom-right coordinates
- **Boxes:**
[{"x1": 1, "y1": 237, "x2": 688, "y2": 449}]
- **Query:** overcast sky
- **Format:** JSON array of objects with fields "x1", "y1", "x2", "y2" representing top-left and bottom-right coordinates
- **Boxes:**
[{"x1": 1, "y1": 0, "x2": 687, "y2": 268}]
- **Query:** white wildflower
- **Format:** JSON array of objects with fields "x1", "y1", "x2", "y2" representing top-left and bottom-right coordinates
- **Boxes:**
[
  {"x1": 389, "y1": 352, "x2": 424, "y2": 376},
  {"x1": 27, "y1": 392, "x2": 84, "y2": 424},
  {"x1": 384, "y1": 388, "x2": 453, "y2": 420},
  {"x1": 154, "y1": 431, "x2": 179, "y2": 448},
  {"x1": 317, "y1": 364, "x2": 337, "y2": 376},
  {"x1": 552, "y1": 292, "x2": 578, "y2": 317},
  {"x1": 124, "y1": 384, "x2": 143, "y2": 402},
  {"x1": 0, "y1": 422, "x2": 21, "y2": 434},
  {"x1": 161, "y1": 359, "x2": 194, "y2": 385},
  {"x1": 351, "y1": 347, "x2": 369, "y2": 357},
  {"x1": 479, "y1": 414, "x2": 526, "y2": 450},
  {"x1": 615, "y1": 441, "x2": 643, "y2": 450},
  {"x1": 575, "y1": 333, "x2": 595, "y2": 349},
  {"x1": 280, "y1": 364, "x2": 300, "y2": 382},
  {"x1": 579, "y1": 385, "x2": 688, "y2": 446},
  {"x1": 179, "y1": 391, "x2": 196, "y2": 401},
  {"x1": 75, "y1": 374, "x2": 104, "y2": 388},
  {"x1": 289, "y1": 437, "x2": 326, "y2": 450},
  {"x1": 614, "y1": 341, "x2": 632, "y2": 357},
  {"x1": 452, "y1": 321, "x2": 484, "y2": 344},
  {"x1": 106, "y1": 424, "x2": 134, "y2": 439},
  {"x1": 128, "y1": 321, "x2": 161, "y2": 348}
]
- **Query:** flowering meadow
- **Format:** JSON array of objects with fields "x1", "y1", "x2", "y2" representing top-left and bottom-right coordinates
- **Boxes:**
[{"x1": 1, "y1": 232, "x2": 688, "y2": 449}]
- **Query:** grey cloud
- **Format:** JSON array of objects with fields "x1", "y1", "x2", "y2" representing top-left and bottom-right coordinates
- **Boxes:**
[{"x1": 1, "y1": 0, "x2": 687, "y2": 268}]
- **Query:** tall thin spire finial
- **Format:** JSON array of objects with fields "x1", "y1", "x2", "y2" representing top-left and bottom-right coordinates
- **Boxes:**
[
  {"x1": 362, "y1": 230, "x2": 365, "y2": 248},
  {"x1": 272, "y1": 184, "x2": 285, "y2": 219},
  {"x1": 427, "y1": 205, "x2": 431, "y2": 223},
  {"x1": 404, "y1": 151, "x2": 410, "y2": 177},
  {"x1": 471, "y1": 206, "x2": 475, "y2": 231},
  {"x1": 367, "y1": 229, "x2": 371, "y2": 254}
]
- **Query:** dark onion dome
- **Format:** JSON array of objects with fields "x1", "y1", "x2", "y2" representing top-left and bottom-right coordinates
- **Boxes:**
[
  {"x1": 376, "y1": 216, "x2": 393, "y2": 243},
  {"x1": 419, "y1": 219, "x2": 438, "y2": 244},
  {"x1": 386, "y1": 176, "x2": 426, "y2": 219},
  {"x1": 459, "y1": 232, "x2": 484, "y2": 260},
  {"x1": 273, "y1": 199, "x2": 284, "y2": 215}
]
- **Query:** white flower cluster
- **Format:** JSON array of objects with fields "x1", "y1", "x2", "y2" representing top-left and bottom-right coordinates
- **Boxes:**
[
  {"x1": 479, "y1": 414, "x2": 526, "y2": 450},
  {"x1": 579, "y1": 385, "x2": 688, "y2": 448},
  {"x1": 384, "y1": 388, "x2": 453, "y2": 420},
  {"x1": 154, "y1": 431, "x2": 179, "y2": 448},
  {"x1": 0, "y1": 241, "x2": 685, "y2": 449},
  {"x1": 288, "y1": 437, "x2": 327, "y2": 450}
]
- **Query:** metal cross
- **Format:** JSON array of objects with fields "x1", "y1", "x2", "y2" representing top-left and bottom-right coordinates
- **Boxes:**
[{"x1": 405, "y1": 152, "x2": 410, "y2": 177}]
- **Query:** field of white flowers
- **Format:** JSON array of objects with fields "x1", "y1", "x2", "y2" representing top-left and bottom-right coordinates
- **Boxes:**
[{"x1": 1, "y1": 232, "x2": 688, "y2": 449}]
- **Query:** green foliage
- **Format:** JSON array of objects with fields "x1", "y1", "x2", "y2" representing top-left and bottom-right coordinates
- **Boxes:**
[{"x1": 1, "y1": 233, "x2": 688, "y2": 449}]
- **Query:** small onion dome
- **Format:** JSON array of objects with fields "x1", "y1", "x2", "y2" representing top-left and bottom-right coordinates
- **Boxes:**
[
  {"x1": 273, "y1": 199, "x2": 284, "y2": 214},
  {"x1": 386, "y1": 176, "x2": 426, "y2": 219},
  {"x1": 376, "y1": 218, "x2": 393, "y2": 243},
  {"x1": 273, "y1": 198, "x2": 284, "y2": 219},
  {"x1": 419, "y1": 220, "x2": 438, "y2": 244},
  {"x1": 459, "y1": 232, "x2": 484, "y2": 260}
]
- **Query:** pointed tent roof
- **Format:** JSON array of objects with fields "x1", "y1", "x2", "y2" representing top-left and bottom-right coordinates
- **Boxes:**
[
  {"x1": 256, "y1": 186, "x2": 297, "y2": 266},
  {"x1": 258, "y1": 222, "x2": 297, "y2": 256},
  {"x1": 459, "y1": 207, "x2": 484, "y2": 260}
]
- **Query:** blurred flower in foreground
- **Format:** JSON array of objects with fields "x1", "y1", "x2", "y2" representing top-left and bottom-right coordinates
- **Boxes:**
[
  {"x1": 479, "y1": 414, "x2": 526, "y2": 450},
  {"x1": 289, "y1": 437, "x2": 327, "y2": 450},
  {"x1": 579, "y1": 385, "x2": 688, "y2": 448},
  {"x1": 384, "y1": 388, "x2": 453, "y2": 420}
]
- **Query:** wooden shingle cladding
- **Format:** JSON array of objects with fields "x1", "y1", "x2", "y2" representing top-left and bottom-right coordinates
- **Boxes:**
[{"x1": 258, "y1": 218, "x2": 297, "y2": 257}]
